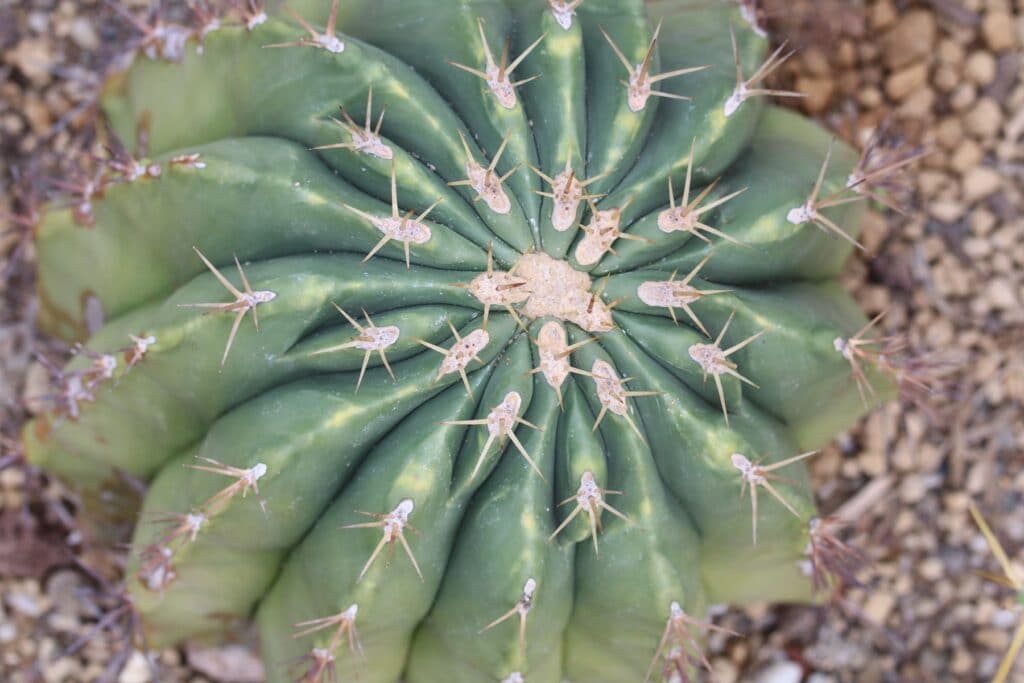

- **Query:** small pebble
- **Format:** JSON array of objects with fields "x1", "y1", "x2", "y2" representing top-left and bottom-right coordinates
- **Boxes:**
[
  {"x1": 962, "y1": 166, "x2": 1003, "y2": 203},
  {"x1": 964, "y1": 51, "x2": 998, "y2": 86},
  {"x1": 964, "y1": 98, "x2": 1004, "y2": 139},
  {"x1": 981, "y1": 11, "x2": 1019, "y2": 51},
  {"x1": 754, "y1": 661, "x2": 803, "y2": 683},
  {"x1": 883, "y1": 10, "x2": 938, "y2": 69}
]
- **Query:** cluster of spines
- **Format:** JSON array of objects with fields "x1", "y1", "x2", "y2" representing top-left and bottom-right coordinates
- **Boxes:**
[
  {"x1": 138, "y1": 455, "x2": 267, "y2": 592},
  {"x1": 32, "y1": 335, "x2": 154, "y2": 421},
  {"x1": 312, "y1": 86, "x2": 393, "y2": 160},
  {"x1": 599, "y1": 21, "x2": 709, "y2": 113},
  {"x1": 291, "y1": 603, "x2": 361, "y2": 683},
  {"x1": 108, "y1": 0, "x2": 267, "y2": 63},
  {"x1": 448, "y1": 18, "x2": 547, "y2": 110}
]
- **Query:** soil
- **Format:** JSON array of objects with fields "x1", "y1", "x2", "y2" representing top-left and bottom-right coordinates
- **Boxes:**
[{"x1": 1, "y1": 1, "x2": 1022, "y2": 682}]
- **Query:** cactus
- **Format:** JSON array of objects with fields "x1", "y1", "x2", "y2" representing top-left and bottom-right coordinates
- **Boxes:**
[{"x1": 23, "y1": 1, "x2": 907, "y2": 681}]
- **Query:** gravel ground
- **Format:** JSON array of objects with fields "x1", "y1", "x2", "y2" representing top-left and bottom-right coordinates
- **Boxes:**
[{"x1": 1, "y1": 1, "x2": 1022, "y2": 682}]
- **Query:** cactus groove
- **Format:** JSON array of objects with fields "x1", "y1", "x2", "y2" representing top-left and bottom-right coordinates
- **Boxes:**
[{"x1": 24, "y1": 1, "x2": 897, "y2": 681}]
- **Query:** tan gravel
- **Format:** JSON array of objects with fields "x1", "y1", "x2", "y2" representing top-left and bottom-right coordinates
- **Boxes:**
[{"x1": 2, "y1": 1, "x2": 1023, "y2": 682}]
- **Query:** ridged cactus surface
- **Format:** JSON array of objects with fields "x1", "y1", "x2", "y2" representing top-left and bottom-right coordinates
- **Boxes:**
[{"x1": 24, "y1": 1, "x2": 894, "y2": 681}]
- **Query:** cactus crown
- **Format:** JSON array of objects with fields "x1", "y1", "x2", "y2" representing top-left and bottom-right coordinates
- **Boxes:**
[{"x1": 25, "y1": 1, "x2": 900, "y2": 681}]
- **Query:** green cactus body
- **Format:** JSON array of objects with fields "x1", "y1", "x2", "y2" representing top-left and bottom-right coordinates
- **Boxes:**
[{"x1": 25, "y1": 1, "x2": 894, "y2": 681}]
